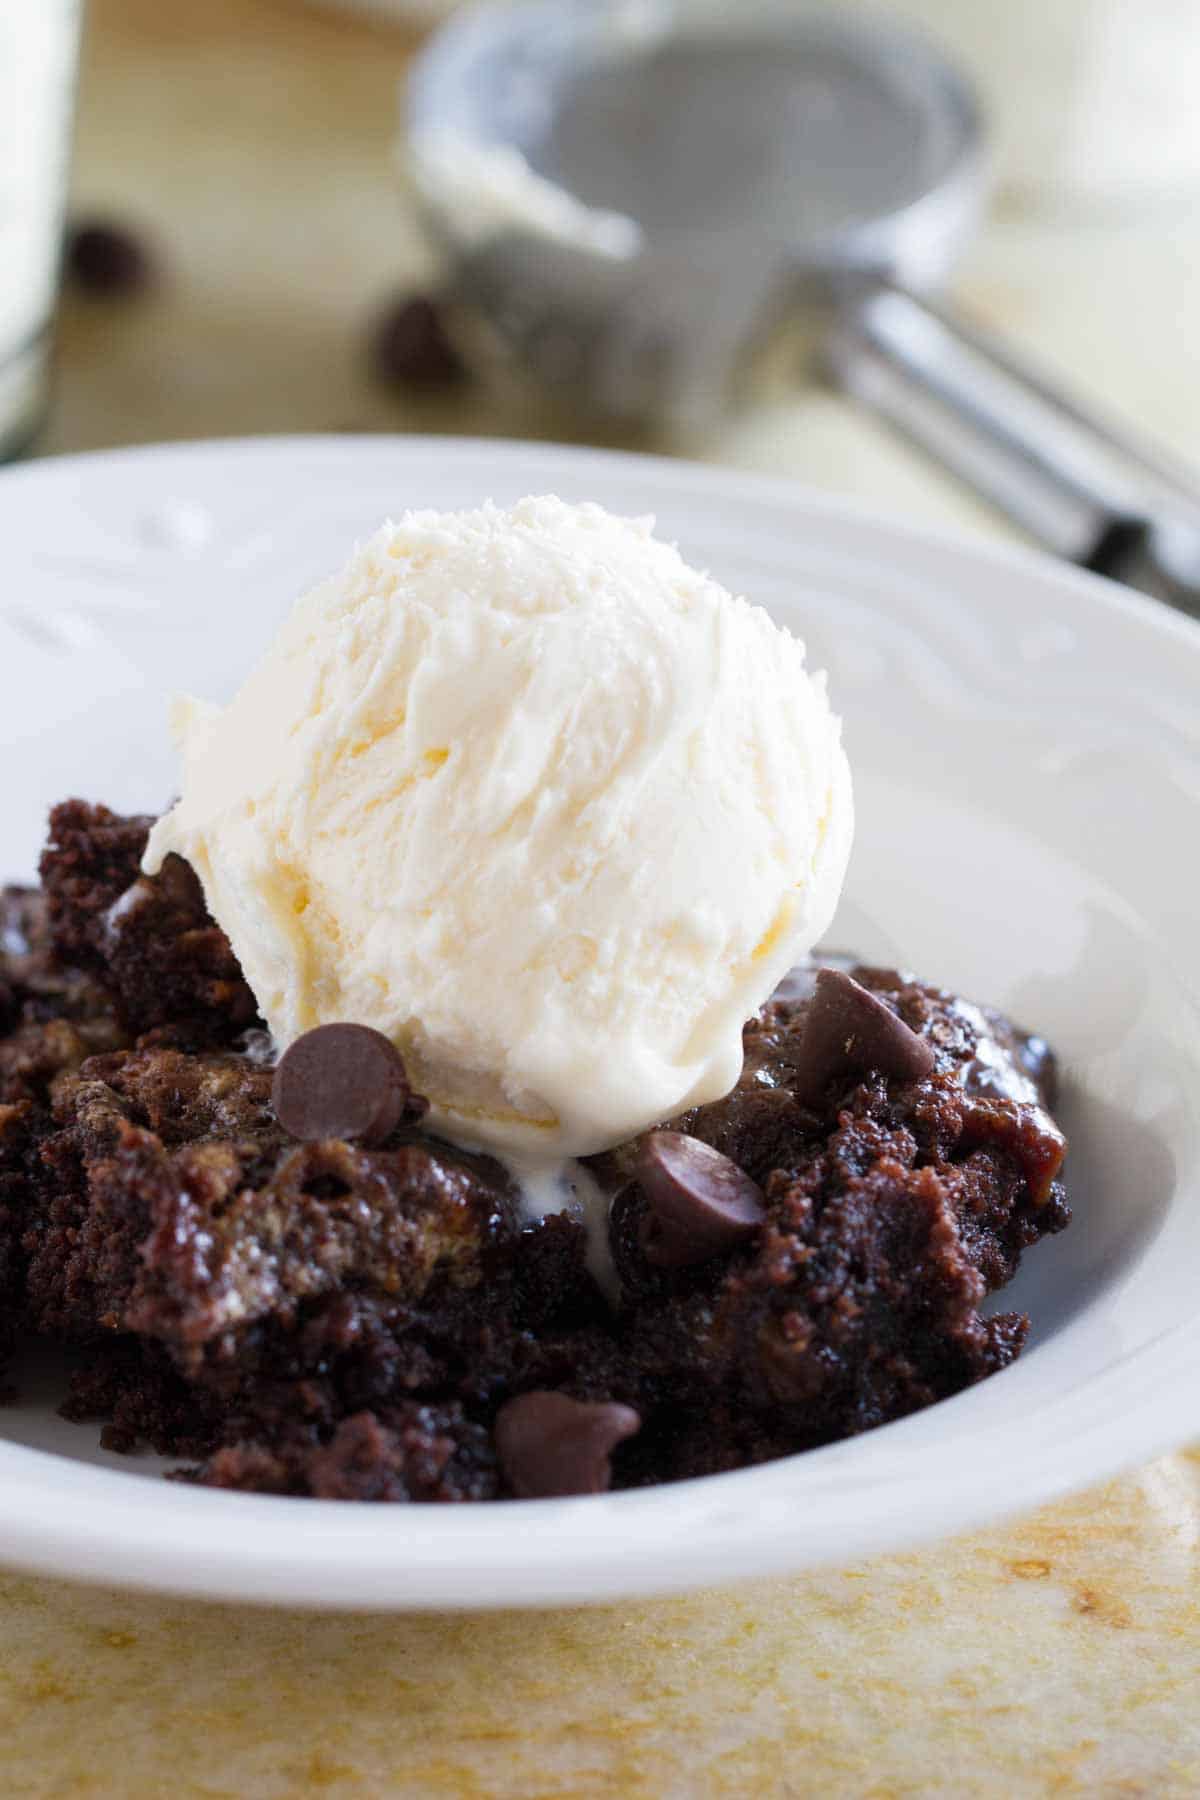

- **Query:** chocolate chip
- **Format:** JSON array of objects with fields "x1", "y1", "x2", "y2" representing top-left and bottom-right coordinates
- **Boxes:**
[
  {"x1": 769, "y1": 951, "x2": 863, "y2": 1009},
  {"x1": 792, "y1": 968, "x2": 935, "y2": 1105},
  {"x1": 369, "y1": 293, "x2": 465, "y2": 387},
  {"x1": 636, "y1": 1130, "x2": 766, "y2": 1267},
  {"x1": 65, "y1": 220, "x2": 156, "y2": 297},
  {"x1": 271, "y1": 1023, "x2": 412, "y2": 1146},
  {"x1": 495, "y1": 1391, "x2": 640, "y2": 1498}
]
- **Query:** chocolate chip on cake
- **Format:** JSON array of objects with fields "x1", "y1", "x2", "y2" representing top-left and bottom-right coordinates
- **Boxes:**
[
  {"x1": 792, "y1": 967, "x2": 935, "y2": 1105},
  {"x1": 636, "y1": 1130, "x2": 766, "y2": 1267},
  {"x1": 495, "y1": 1391, "x2": 641, "y2": 1498},
  {"x1": 271, "y1": 1022, "x2": 413, "y2": 1146}
]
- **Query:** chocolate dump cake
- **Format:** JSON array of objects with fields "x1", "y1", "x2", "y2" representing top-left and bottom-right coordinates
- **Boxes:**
[{"x1": 0, "y1": 800, "x2": 1069, "y2": 1501}]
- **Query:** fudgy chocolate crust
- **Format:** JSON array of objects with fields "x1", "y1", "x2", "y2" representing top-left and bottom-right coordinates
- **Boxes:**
[
  {"x1": 39, "y1": 800, "x2": 258, "y2": 1045},
  {"x1": 0, "y1": 802, "x2": 1070, "y2": 1499}
]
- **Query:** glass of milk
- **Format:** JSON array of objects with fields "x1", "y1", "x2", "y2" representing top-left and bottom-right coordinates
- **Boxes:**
[{"x1": 0, "y1": 0, "x2": 82, "y2": 460}]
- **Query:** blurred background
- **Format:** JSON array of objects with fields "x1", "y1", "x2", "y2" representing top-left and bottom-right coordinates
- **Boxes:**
[{"x1": 10, "y1": 0, "x2": 1200, "y2": 562}]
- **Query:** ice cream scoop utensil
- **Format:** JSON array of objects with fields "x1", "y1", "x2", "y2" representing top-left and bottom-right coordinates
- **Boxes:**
[{"x1": 407, "y1": 0, "x2": 1200, "y2": 616}]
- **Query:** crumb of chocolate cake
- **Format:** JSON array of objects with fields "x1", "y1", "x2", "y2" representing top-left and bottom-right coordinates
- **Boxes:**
[
  {"x1": 39, "y1": 802, "x2": 158, "y2": 968},
  {"x1": 61, "y1": 1336, "x2": 221, "y2": 1459},
  {"x1": 39, "y1": 801, "x2": 258, "y2": 1045},
  {"x1": 126, "y1": 1136, "x2": 518, "y2": 1367},
  {"x1": 0, "y1": 803, "x2": 1072, "y2": 1502},
  {"x1": 74, "y1": 1045, "x2": 282, "y2": 1148},
  {"x1": 507, "y1": 1212, "x2": 610, "y2": 1335}
]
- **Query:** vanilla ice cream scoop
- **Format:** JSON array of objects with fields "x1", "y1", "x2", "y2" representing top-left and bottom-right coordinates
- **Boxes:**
[{"x1": 144, "y1": 497, "x2": 853, "y2": 1159}]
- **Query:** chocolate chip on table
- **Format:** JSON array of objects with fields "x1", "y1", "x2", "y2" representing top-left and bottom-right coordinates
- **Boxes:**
[
  {"x1": 494, "y1": 1391, "x2": 641, "y2": 1498},
  {"x1": 369, "y1": 293, "x2": 465, "y2": 387},
  {"x1": 271, "y1": 1023, "x2": 413, "y2": 1147},
  {"x1": 792, "y1": 967, "x2": 935, "y2": 1106},
  {"x1": 65, "y1": 220, "x2": 156, "y2": 297},
  {"x1": 635, "y1": 1130, "x2": 766, "y2": 1268}
]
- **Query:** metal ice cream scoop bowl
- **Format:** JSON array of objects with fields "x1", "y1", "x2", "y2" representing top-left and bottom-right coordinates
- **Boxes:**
[{"x1": 406, "y1": 0, "x2": 1200, "y2": 615}]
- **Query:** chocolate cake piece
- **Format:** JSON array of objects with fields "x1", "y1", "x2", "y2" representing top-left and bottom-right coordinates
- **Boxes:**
[
  {"x1": 129, "y1": 1137, "x2": 517, "y2": 1368},
  {"x1": 17, "y1": 1039, "x2": 526, "y2": 1495},
  {"x1": 23, "y1": 1043, "x2": 516, "y2": 1361},
  {"x1": 0, "y1": 885, "x2": 126, "y2": 1104},
  {"x1": 60, "y1": 1335, "x2": 222, "y2": 1458},
  {"x1": 0, "y1": 801, "x2": 1073, "y2": 1501},
  {"x1": 665, "y1": 966, "x2": 1068, "y2": 1277},
  {"x1": 593, "y1": 968, "x2": 1068, "y2": 1480},
  {"x1": 0, "y1": 1100, "x2": 26, "y2": 1383},
  {"x1": 39, "y1": 800, "x2": 258, "y2": 1046},
  {"x1": 1, "y1": 883, "x2": 134, "y2": 1376}
]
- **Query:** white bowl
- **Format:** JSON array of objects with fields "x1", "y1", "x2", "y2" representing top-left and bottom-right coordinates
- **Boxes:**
[{"x1": 1, "y1": 436, "x2": 1197, "y2": 1608}]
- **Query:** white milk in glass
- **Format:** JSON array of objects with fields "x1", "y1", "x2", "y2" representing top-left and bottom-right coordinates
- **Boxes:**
[{"x1": 0, "y1": 1, "x2": 81, "y2": 457}]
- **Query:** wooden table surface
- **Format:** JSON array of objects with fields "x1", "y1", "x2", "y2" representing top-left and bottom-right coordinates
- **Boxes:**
[{"x1": 9, "y1": 0, "x2": 1200, "y2": 1792}]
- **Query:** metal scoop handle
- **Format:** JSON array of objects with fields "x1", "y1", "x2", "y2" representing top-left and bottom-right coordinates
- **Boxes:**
[{"x1": 823, "y1": 285, "x2": 1200, "y2": 619}]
